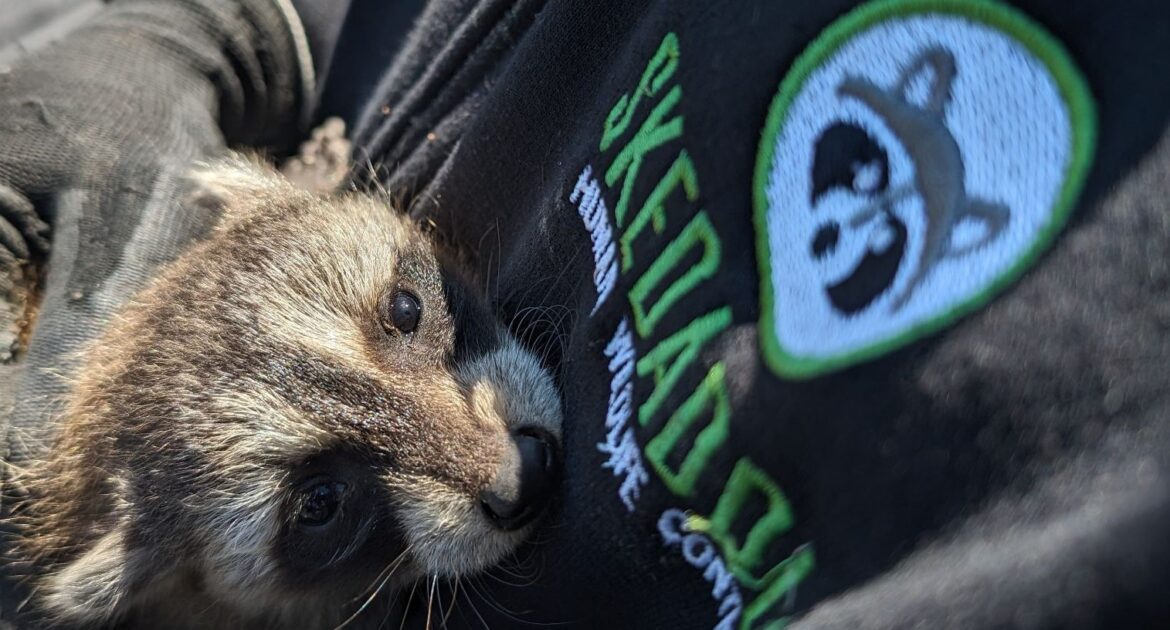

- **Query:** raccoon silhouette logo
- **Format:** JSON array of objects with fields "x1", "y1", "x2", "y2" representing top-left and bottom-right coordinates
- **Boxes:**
[
  {"x1": 812, "y1": 47, "x2": 1010, "y2": 315},
  {"x1": 754, "y1": 0, "x2": 1095, "y2": 379}
]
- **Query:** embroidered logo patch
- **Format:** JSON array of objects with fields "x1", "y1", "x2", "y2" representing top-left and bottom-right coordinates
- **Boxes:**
[{"x1": 753, "y1": 0, "x2": 1095, "y2": 379}]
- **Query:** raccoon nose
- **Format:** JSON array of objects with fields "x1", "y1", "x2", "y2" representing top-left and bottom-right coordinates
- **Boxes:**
[{"x1": 480, "y1": 428, "x2": 558, "y2": 531}]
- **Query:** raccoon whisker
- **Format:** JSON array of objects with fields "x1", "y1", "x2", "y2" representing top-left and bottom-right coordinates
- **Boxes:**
[
  {"x1": 480, "y1": 569, "x2": 523, "y2": 589},
  {"x1": 334, "y1": 571, "x2": 397, "y2": 627},
  {"x1": 503, "y1": 243, "x2": 581, "y2": 325},
  {"x1": 467, "y1": 575, "x2": 572, "y2": 628},
  {"x1": 487, "y1": 247, "x2": 498, "y2": 304},
  {"x1": 536, "y1": 245, "x2": 584, "y2": 308},
  {"x1": 328, "y1": 526, "x2": 367, "y2": 567},
  {"x1": 433, "y1": 579, "x2": 444, "y2": 630},
  {"x1": 465, "y1": 577, "x2": 570, "y2": 627},
  {"x1": 509, "y1": 550, "x2": 543, "y2": 584},
  {"x1": 440, "y1": 575, "x2": 460, "y2": 628},
  {"x1": 475, "y1": 218, "x2": 499, "y2": 257},
  {"x1": 479, "y1": 248, "x2": 493, "y2": 300},
  {"x1": 493, "y1": 218, "x2": 504, "y2": 300},
  {"x1": 334, "y1": 547, "x2": 412, "y2": 630},
  {"x1": 462, "y1": 578, "x2": 502, "y2": 620},
  {"x1": 398, "y1": 579, "x2": 422, "y2": 630},
  {"x1": 496, "y1": 555, "x2": 528, "y2": 579},
  {"x1": 507, "y1": 305, "x2": 541, "y2": 331},
  {"x1": 509, "y1": 304, "x2": 560, "y2": 340},
  {"x1": 509, "y1": 304, "x2": 571, "y2": 370},
  {"x1": 367, "y1": 160, "x2": 390, "y2": 199},
  {"x1": 346, "y1": 544, "x2": 412, "y2": 606},
  {"x1": 467, "y1": 571, "x2": 573, "y2": 622},
  {"x1": 376, "y1": 593, "x2": 395, "y2": 630},
  {"x1": 465, "y1": 576, "x2": 531, "y2": 621},
  {"x1": 475, "y1": 220, "x2": 501, "y2": 293},
  {"x1": 458, "y1": 576, "x2": 491, "y2": 630},
  {"x1": 524, "y1": 523, "x2": 561, "y2": 545},
  {"x1": 531, "y1": 327, "x2": 564, "y2": 371},
  {"x1": 425, "y1": 574, "x2": 438, "y2": 630},
  {"x1": 487, "y1": 553, "x2": 539, "y2": 587},
  {"x1": 193, "y1": 593, "x2": 221, "y2": 621},
  {"x1": 355, "y1": 148, "x2": 400, "y2": 204},
  {"x1": 504, "y1": 564, "x2": 540, "y2": 588}
]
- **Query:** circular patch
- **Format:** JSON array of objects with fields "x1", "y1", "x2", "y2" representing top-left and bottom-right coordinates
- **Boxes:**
[{"x1": 753, "y1": 0, "x2": 1095, "y2": 380}]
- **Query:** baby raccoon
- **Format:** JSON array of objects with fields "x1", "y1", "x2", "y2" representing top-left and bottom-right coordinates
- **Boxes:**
[{"x1": 8, "y1": 156, "x2": 563, "y2": 628}]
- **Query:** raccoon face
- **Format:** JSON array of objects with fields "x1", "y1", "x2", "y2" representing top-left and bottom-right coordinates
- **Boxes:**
[{"x1": 19, "y1": 158, "x2": 563, "y2": 628}]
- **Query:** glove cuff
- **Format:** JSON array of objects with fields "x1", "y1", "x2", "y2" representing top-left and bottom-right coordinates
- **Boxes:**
[{"x1": 104, "y1": 0, "x2": 316, "y2": 146}]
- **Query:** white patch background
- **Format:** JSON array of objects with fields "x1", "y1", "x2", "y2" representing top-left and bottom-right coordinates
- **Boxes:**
[{"x1": 763, "y1": 14, "x2": 1072, "y2": 360}]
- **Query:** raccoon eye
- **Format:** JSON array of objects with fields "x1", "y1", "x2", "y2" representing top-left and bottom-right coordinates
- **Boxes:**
[
  {"x1": 381, "y1": 291, "x2": 421, "y2": 334},
  {"x1": 298, "y1": 480, "x2": 347, "y2": 528}
]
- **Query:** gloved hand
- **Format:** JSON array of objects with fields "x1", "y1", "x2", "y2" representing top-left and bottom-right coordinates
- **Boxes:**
[{"x1": 0, "y1": 0, "x2": 312, "y2": 622}]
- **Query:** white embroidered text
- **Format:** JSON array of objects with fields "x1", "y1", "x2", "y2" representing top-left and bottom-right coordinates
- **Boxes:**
[
  {"x1": 659, "y1": 508, "x2": 743, "y2": 630},
  {"x1": 597, "y1": 318, "x2": 648, "y2": 511},
  {"x1": 569, "y1": 165, "x2": 619, "y2": 314}
]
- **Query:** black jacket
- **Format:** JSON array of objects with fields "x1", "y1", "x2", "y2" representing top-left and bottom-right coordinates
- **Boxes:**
[{"x1": 321, "y1": 1, "x2": 1170, "y2": 627}]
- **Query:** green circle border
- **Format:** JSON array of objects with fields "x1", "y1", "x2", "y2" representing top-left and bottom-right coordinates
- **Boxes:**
[{"x1": 752, "y1": 0, "x2": 1097, "y2": 381}]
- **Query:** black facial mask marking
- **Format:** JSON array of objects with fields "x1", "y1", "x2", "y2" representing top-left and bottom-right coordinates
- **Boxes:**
[
  {"x1": 439, "y1": 257, "x2": 503, "y2": 365},
  {"x1": 811, "y1": 122, "x2": 890, "y2": 205},
  {"x1": 825, "y1": 213, "x2": 908, "y2": 315},
  {"x1": 811, "y1": 122, "x2": 906, "y2": 313}
]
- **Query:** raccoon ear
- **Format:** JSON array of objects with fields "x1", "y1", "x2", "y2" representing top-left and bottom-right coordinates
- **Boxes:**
[
  {"x1": 186, "y1": 153, "x2": 294, "y2": 229},
  {"x1": 188, "y1": 153, "x2": 289, "y2": 201},
  {"x1": 41, "y1": 525, "x2": 144, "y2": 625},
  {"x1": 896, "y1": 48, "x2": 957, "y2": 113}
]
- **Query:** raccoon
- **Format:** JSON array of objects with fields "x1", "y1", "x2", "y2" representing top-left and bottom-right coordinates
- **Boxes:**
[{"x1": 6, "y1": 155, "x2": 563, "y2": 628}]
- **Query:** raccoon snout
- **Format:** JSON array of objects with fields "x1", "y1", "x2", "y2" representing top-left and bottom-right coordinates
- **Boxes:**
[{"x1": 479, "y1": 427, "x2": 559, "y2": 531}]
